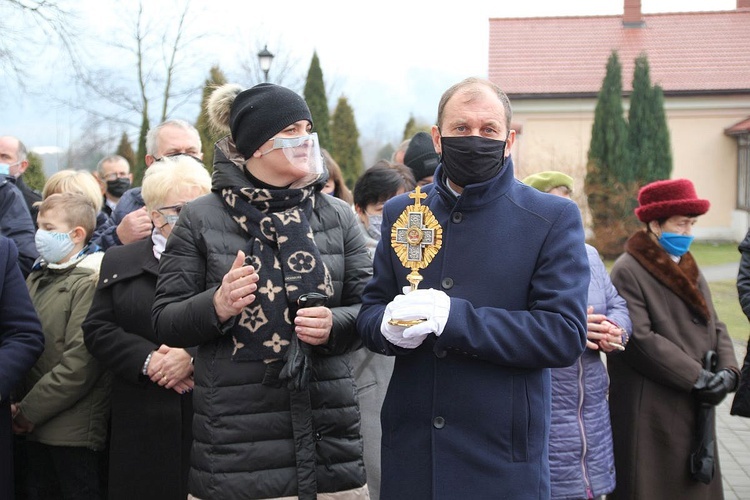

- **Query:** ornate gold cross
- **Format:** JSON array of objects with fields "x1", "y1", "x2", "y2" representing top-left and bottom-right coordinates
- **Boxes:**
[{"x1": 390, "y1": 185, "x2": 443, "y2": 292}]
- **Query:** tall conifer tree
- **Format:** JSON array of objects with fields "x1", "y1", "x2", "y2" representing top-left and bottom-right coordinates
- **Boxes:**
[
  {"x1": 303, "y1": 52, "x2": 331, "y2": 152},
  {"x1": 330, "y1": 96, "x2": 362, "y2": 187},
  {"x1": 628, "y1": 53, "x2": 671, "y2": 184},
  {"x1": 115, "y1": 132, "x2": 136, "y2": 170},
  {"x1": 196, "y1": 65, "x2": 228, "y2": 174},
  {"x1": 585, "y1": 51, "x2": 636, "y2": 258}
]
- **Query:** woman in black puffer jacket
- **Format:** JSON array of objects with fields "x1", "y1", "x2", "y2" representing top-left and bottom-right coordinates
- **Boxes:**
[{"x1": 152, "y1": 83, "x2": 372, "y2": 500}]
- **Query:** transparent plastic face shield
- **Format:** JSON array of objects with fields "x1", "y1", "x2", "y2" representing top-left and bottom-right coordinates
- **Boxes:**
[{"x1": 261, "y1": 133, "x2": 325, "y2": 184}]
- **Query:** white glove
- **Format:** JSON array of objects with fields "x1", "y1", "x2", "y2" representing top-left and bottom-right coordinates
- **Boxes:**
[{"x1": 380, "y1": 288, "x2": 451, "y2": 349}]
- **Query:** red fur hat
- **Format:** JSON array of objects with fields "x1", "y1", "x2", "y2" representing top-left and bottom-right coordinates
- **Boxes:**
[{"x1": 635, "y1": 178, "x2": 710, "y2": 223}]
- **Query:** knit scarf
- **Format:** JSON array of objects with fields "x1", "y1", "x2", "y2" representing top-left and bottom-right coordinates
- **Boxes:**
[{"x1": 222, "y1": 184, "x2": 332, "y2": 362}]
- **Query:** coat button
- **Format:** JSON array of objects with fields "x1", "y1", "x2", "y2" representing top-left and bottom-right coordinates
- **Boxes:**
[
  {"x1": 433, "y1": 416, "x2": 445, "y2": 429},
  {"x1": 314, "y1": 432, "x2": 322, "y2": 441},
  {"x1": 441, "y1": 277, "x2": 454, "y2": 289},
  {"x1": 103, "y1": 278, "x2": 109, "y2": 283},
  {"x1": 692, "y1": 318, "x2": 699, "y2": 324},
  {"x1": 451, "y1": 212, "x2": 463, "y2": 223},
  {"x1": 435, "y1": 348, "x2": 447, "y2": 358},
  {"x1": 112, "y1": 274, "x2": 118, "y2": 279}
]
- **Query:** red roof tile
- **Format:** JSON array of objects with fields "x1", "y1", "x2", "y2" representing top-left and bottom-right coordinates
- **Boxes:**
[
  {"x1": 488, "y1": 9, "x2": 750, "y2": 97},
  {"x1": 725, "y1": 116, "x2": 750, "y2": 135}
]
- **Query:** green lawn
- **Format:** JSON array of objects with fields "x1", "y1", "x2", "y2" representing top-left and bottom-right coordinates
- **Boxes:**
[
  {"x1": 690, "y1": 241, "x2": 741, "y2": 267},
  {"x1": 690, "y1": 242, "x2": 747, "y2": 342},
  {"x1": 604, "y1": 240, "x2": 749, "y2": 342}
]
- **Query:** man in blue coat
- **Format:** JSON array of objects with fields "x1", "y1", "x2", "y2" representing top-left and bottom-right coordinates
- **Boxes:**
[
  {"x1": 0, "y1": 235, "x2": 45, "y2": 498},
  {"x1": 356, "y1": 77, "x2": 589, "y2": 499}
]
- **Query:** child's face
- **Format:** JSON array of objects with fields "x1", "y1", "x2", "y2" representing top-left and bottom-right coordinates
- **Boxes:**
[{"x1": 36, "y1": 211, "x2": 85, "y2": 264}]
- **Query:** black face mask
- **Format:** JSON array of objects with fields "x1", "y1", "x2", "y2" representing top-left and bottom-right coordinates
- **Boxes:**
[
  {"x1": 440, "y1": 135, "x2": 507, "y2": 187},
  {"x1": 106, "y1": 177, "x2": 131, "y2": 198}
]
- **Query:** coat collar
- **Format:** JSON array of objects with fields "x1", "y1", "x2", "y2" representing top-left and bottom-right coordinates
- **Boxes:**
[
  {"x1": 432, "y1": 156, "x2": 516, "y2": 208},
  {"x1": 97, "y1": 238, "x2": 158, "y2": 289},
  {"x1": 625, "y1": 230, "x2": 709, "y2": 322}
]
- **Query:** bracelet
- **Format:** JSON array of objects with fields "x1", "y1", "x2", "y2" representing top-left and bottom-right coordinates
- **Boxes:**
[{"x1": 142, "y1": 351, "x2": 154, "y2": 375}]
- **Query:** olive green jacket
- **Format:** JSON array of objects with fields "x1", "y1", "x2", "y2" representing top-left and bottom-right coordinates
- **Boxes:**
[{"x1": 19, "y1": 252, "x2": 111, "y2": 450}]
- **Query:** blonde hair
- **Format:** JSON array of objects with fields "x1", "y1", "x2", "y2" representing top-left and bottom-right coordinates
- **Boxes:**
[
  {"x1": 42, "y1": 169, "x2": 103, "y2": 213},
  {"x1": 38, "y1": 192, "x2": 97, "y2": 241},
  {"x1": 141, "y1": 156, "x2": 212, "y2": 210}
]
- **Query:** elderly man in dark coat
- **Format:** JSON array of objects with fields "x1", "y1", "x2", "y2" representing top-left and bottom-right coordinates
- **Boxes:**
[
  {"x1": 609, "y1": 178, "x2": 740, "y2": 500},
  {"x1": 356, "y1": 77, "x2": 589, "y2": 499},
  {"x1": 0, "y1": 235, "x2": 45, "y2": 498}
]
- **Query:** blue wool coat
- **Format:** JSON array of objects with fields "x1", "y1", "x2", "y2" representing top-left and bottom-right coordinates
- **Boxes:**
[
  {"x1": 0, "y1": 236, "x2": 45, "y2": 498},
  {"x1": 356, "y1": 160, "x2": 589, "y2": 500}
]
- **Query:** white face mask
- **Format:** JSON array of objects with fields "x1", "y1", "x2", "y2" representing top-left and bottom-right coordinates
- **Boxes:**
[
  {"x1": 366, "y1": 214, "x2": 383, "y2": 240},
  {"x1": 35, "y1": 229, "x2": 76, "y2": 264}
]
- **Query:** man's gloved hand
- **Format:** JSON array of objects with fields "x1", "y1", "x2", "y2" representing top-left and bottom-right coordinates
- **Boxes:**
[
  {"x1": 693, "y1": 368, "x2": 739, "y2": 406},
  {"x1": 380, "y1": 289, "x2": 451, "y2": 349}
]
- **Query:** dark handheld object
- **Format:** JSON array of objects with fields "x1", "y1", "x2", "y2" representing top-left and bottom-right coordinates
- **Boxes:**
[
  {"x1": 690, "y1": 350, "x2": 717, "y2": 484},
  {"x1": 279, "y1": 293, "x2": 328, "y2": 392}
]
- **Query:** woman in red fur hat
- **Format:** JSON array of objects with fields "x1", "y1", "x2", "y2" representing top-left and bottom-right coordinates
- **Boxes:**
[{"x1": 608, "y1": 178, "x2": 740, "y2": 500}]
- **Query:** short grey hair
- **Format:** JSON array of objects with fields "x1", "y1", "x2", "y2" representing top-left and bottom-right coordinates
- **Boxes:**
[
  {"x1": 436, "y1": 77, "x2": 512, "y2": 132},
  {"x1": 16, "y1": 139, "x2": 28, "y2": 162},
  {"x1": 96, "y1": 154, "x2": 129, "y2": 174},
  {"x1": 145, "y1": 119, "x2": 201, "y2": 156}
]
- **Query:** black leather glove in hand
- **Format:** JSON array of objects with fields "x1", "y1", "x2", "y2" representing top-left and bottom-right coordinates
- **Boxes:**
[{"x1": 694, "y1": 369, "x2": 739, "y2": 406}]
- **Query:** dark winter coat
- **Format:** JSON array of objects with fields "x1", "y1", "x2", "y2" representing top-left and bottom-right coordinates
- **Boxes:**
[
  {"x1": 14, "y1": 175, "x2": 41, "y2": 227},
  {"x1": 152, "y1": 145, "x2": 371, "y2": 500},
  {"x1": 549, "y1": 244, "x2": 632, "y2": 499},
  {"x1": 0, "y1": 236, "x2": 45, "y2": 499},
  {"x1": 608, "y1": 230, "x2": 739, "y2": 500},
  {"x1": 356, "y1": 160, "x2": 590, "y2": 500},
  {"x1": 82, "y1": 237, "x2": 194, "y2": 500},
  {"x1": 0, "y1": 177, "x2": 38, "y2": 277},
  {"x1": 90, "y1": 187, "x2": 145, "y2": 250},
  {"x1": 738, "y1": 228, "x2": 750, "y2": 320}
]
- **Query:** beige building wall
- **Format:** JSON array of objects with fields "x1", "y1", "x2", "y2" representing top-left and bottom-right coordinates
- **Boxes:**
[{"x1": 510, "y1": 95, "x2": 750, "y2": 241}]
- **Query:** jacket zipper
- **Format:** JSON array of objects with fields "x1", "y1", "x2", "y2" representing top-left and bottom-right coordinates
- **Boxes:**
[{"x1": 577, "y1": 356, "x2": 594, "y2": 499}]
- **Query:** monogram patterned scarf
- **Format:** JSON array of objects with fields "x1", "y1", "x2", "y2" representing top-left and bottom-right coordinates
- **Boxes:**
[{"x1": 222, "y1": 184, "x2": 332, "y2": 362}]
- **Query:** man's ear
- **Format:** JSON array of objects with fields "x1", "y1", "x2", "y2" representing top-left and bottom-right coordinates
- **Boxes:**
[
  {"x1": 505, "y1": 130, "x2": 516, "y2": 157},
  {"x1": 18, "y1": 159, "x2": 29, "y2": 174},
  {"x1": 145, "y1": 155, "x2": 156, "y2": 167}
]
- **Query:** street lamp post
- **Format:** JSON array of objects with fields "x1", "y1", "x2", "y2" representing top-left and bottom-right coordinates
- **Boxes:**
[{"x1": 257, "y1": 45, "x2": 275, "y2": 83}]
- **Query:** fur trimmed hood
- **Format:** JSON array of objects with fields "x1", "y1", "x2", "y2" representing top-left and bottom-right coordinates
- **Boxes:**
[{"x1": 624, "y1": 230, "x2": 710, "y2": 322}]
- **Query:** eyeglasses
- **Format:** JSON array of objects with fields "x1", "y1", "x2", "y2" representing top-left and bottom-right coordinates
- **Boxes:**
[
  {"x1": 157, "y1": 204, "x2": 184, "y2": 215},
  {"x1": 102, "y1": 172, "x2": 130, "y2": 182},
  {"x1": 153, "y1": 153, "x2": 204, "y2": 165},
  {"x1": 156, "y1": 204, "x2": 184, "y2": 227}
]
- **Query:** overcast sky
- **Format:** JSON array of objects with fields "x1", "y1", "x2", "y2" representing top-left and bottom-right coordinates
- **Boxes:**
[{"x1": 1, "y1": 0, "x2": 737, "y2": 157}]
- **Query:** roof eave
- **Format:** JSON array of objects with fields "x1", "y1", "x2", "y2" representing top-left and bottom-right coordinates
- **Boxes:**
[{"x1": 507, "y1": 89, "x2": 750, "y2": 100}]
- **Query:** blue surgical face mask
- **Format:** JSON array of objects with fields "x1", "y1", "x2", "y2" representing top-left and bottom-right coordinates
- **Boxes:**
[
  {"x1": 35, "y1": 229, "x2": 76, "y2": 264},
  {"x1": 0, "y1": 160, "x2": 20, "y2": 177},
  {"x1": 366, "y1": 214, "x2": 383, "y2": 240},
  {"x1": 658, "y1": 232, "x2": 694, "y2": 257}
]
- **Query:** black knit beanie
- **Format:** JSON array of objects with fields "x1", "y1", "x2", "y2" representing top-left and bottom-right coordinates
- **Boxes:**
[
  {"x1": 403, "y1": 131, "x2": 439, "y2": 182},
  {"x1": 229, "y1": 83, "x2": 313, "y2": 158}
]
